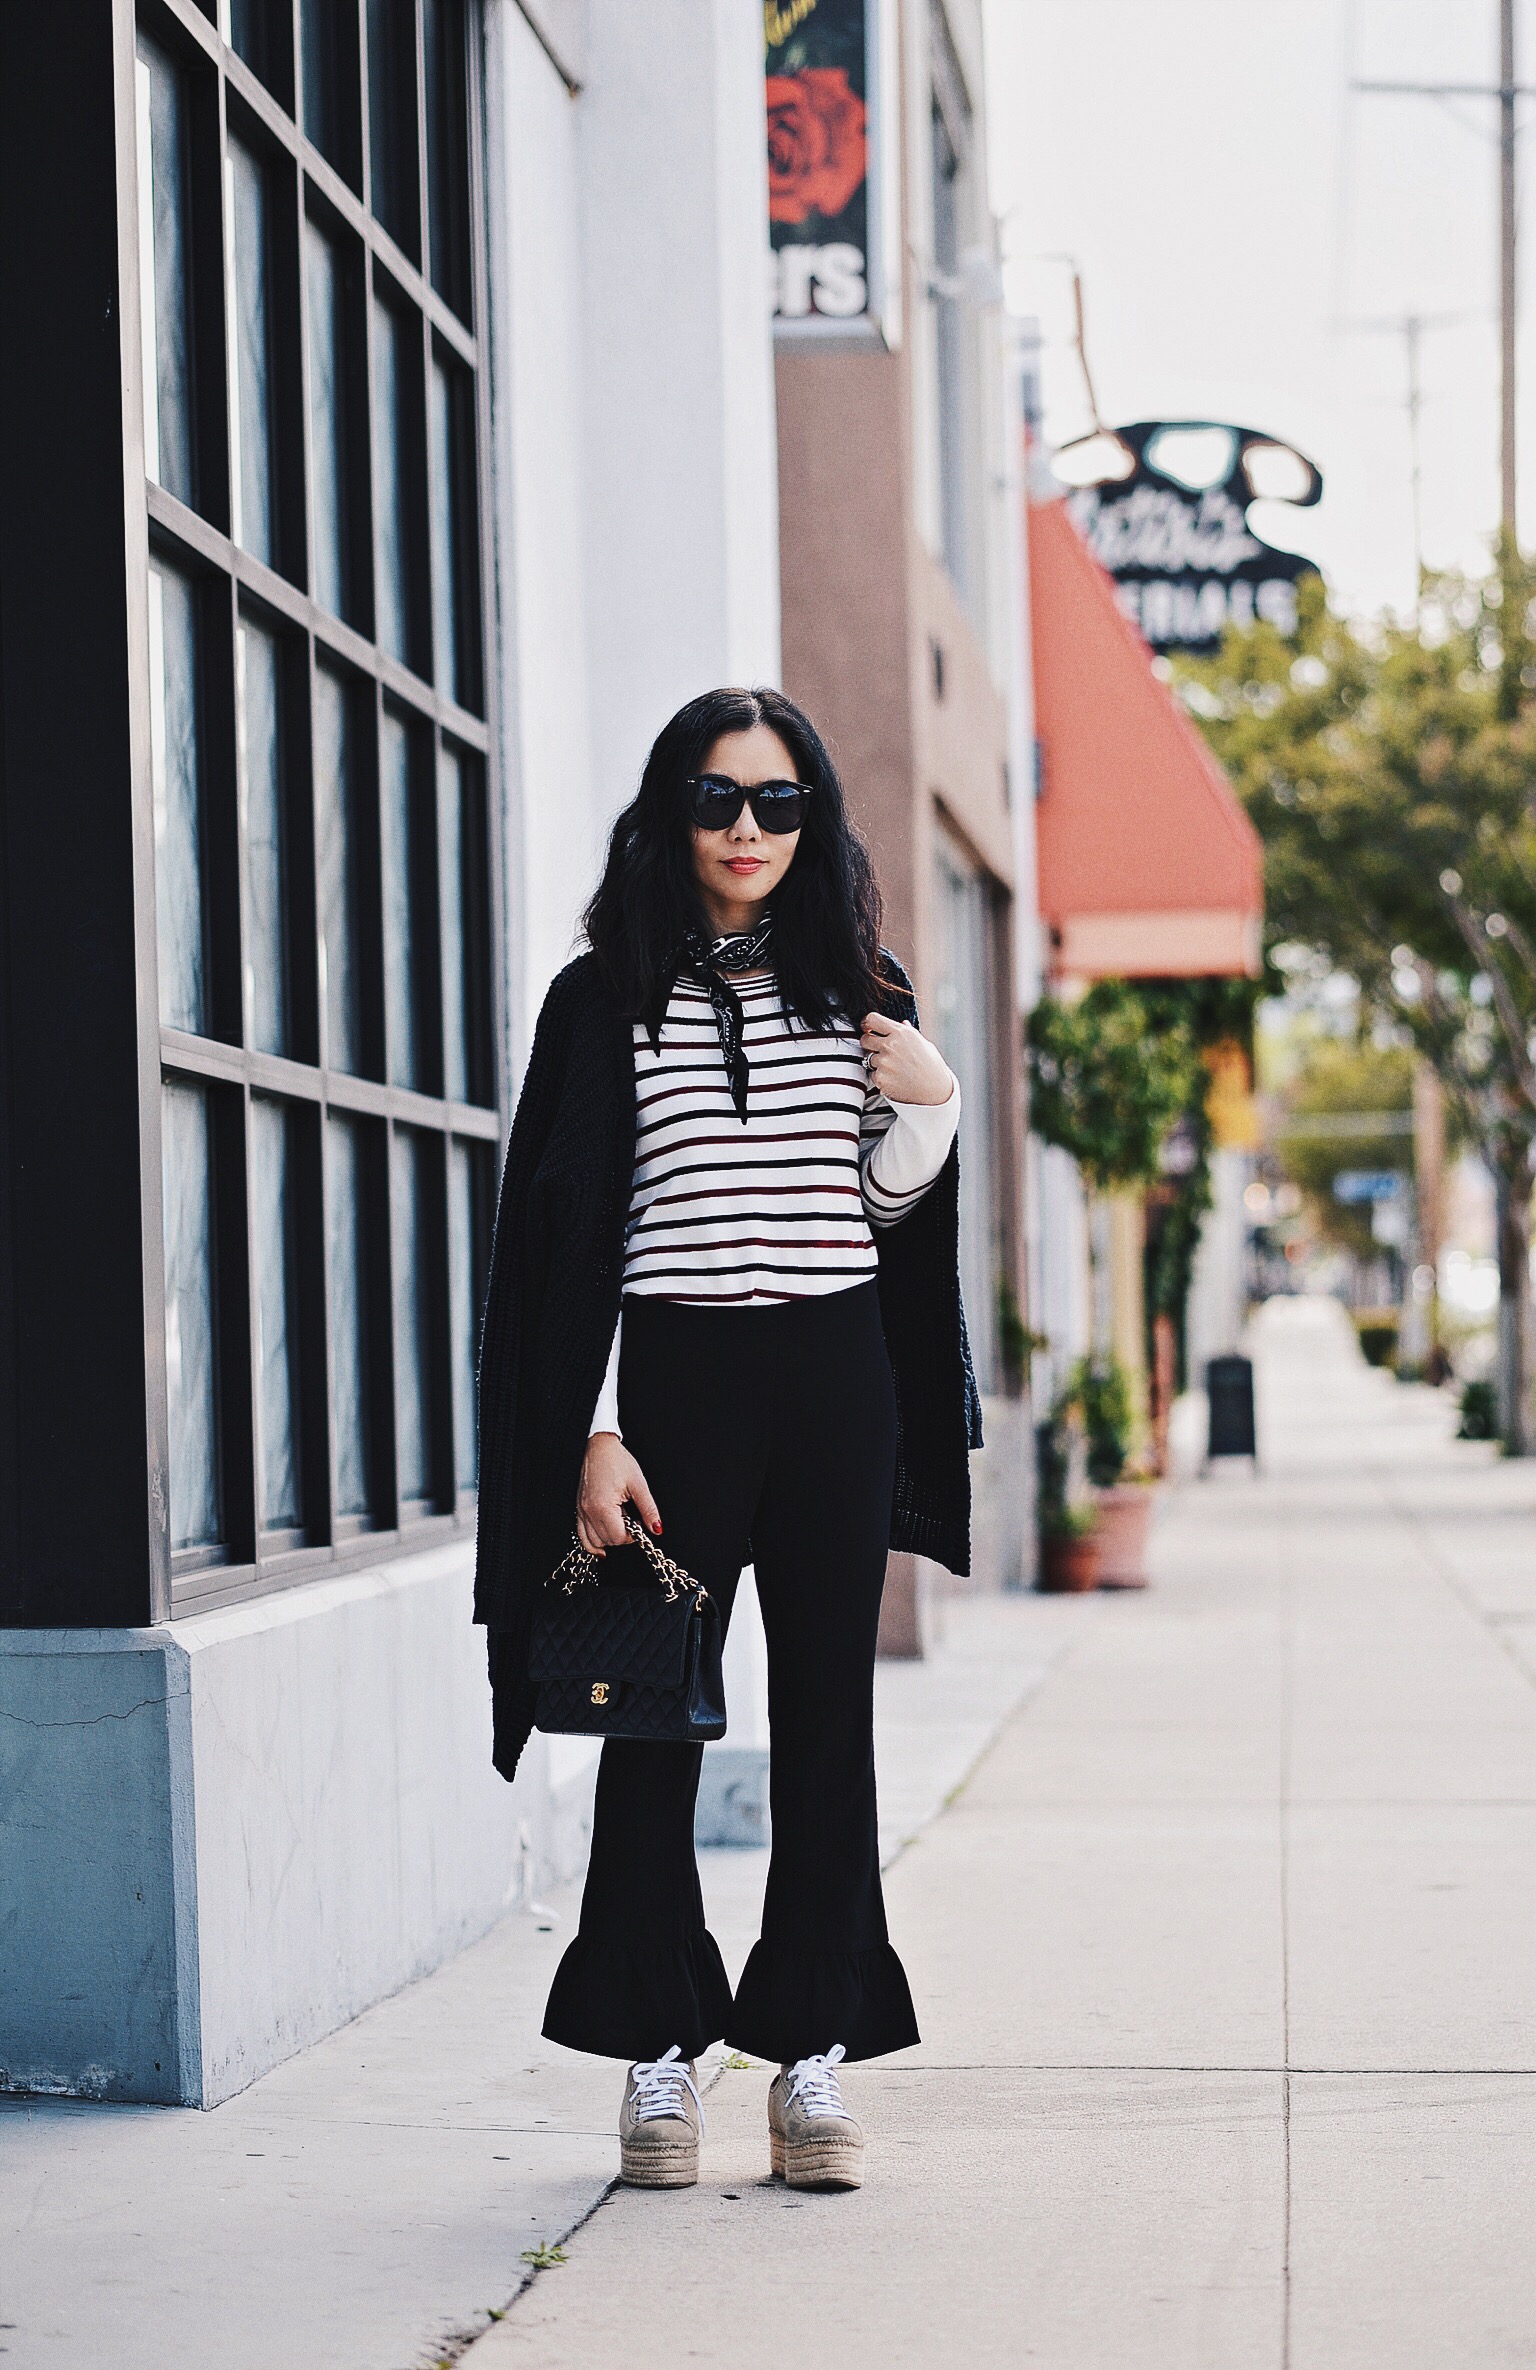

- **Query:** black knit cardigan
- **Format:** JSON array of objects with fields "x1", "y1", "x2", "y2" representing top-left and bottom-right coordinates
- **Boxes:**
[{"x1": 474, "y1": 948, "x2": 982, "y2": 1781}]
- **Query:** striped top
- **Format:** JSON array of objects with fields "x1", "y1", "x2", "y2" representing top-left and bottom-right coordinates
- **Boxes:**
[
  {"x1": 625, "y1": 970, "x2": 956, "y2": 1301},
  {"x1": 588, "y1": 971, "x2": 958, "y2": 1432}
]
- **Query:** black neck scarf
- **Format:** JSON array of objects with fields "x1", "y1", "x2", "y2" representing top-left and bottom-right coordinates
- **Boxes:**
[{"x1": 646, "y1": 915, "x2": 775, "y2": 1123}]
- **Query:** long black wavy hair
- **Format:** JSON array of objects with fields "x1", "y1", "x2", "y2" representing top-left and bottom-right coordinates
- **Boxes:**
[{"x1": 583, "y1": 686, "x2": 888, "y2": 1032}]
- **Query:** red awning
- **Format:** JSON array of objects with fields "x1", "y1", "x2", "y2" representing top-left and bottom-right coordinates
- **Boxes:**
[{"x1": 1028, "y1": 495, "x2": 1263, "y2": 981}]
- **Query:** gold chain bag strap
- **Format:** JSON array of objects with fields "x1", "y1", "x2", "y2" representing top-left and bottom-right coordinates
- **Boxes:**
[
  {"x1": 530, "y1": 1509, "x2": 728, "y2": 1744},
  {"x1": 552, "y1": 1511, "x2": 705, "y2": 1605}
]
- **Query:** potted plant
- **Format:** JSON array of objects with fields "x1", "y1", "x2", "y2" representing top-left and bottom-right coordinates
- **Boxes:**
[
  {"x1": 1039, "y1": 1503, "x2": 1101, "y2": 1593},
  {"x1": 1035, "y1": 1407, "x2": 1101, "y2": 1592},
  {"x1": 1072, "y1": 1353, "x2": 1157, "y2": 1592}
]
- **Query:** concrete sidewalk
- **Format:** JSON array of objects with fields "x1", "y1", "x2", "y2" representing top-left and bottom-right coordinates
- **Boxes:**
[
  {"x1": 0, "y1": 1580, "x2": 1054, "y2": 2368},
  {"x1": 467, "y1": 1297, "x2": 1536, "y2": 2370}
]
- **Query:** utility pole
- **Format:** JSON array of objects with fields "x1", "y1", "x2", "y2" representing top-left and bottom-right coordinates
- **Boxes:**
[
  {"x1": 1501, "y1": 0, "x2": 1518, "y2": 535},
  {"x1": 1354, "y1": 0, "x2": 1529, "y2": 540},
  {"x1": 1407, "y1": 310, "x2": 1426, "y2": 576},
  {"x1": 1336, "y1": 311, "x2": 1471, "y2": 594}
]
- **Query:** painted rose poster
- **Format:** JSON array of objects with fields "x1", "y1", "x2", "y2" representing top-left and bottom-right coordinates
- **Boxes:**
[{"x1": 765, "y1": 0, "x2": 871, "y2": 322}]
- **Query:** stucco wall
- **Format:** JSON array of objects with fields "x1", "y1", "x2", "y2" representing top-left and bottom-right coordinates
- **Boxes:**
[
  {"x1": 0, "y1": 1546, "x2": 543, "y2": 2106},
  {"x1": 487, "y1": 0, "x2": 783, "y2": 1068},
  {"x1": 775, "y1": 345, "x2": 918, "y2": 966}
]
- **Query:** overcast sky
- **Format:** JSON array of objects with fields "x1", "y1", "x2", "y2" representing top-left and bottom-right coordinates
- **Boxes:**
[{"x1": 983, "y1": 0, "x2": 1536, "y2": 620}]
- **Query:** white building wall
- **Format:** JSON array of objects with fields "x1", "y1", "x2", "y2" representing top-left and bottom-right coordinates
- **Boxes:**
[
  {"x1": 576, "y1": 0, "x2": 781, "y2": 836},
  {"x1": 483, "y1": 3, "x2": 601, "y2": 1061},
  {"x1": 1027, "y1": 1136, "x2": 1092, "y2": 1415},
  {"x1": 1187, "y1": 1147, "x2": 1254, "y2": 1382},
  {"x1": 486, "y1": 0, "x2": 782, "y2": 1064}
]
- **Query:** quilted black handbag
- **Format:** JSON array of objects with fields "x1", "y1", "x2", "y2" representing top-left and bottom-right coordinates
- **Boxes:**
[{"x1": 530, "y1": 1511, "x2": 727, "y2": 1744}]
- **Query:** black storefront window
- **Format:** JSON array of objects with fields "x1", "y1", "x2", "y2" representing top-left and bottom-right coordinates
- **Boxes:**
[
  {"x1": 367, "y1": 0, "x2": 421, "y2": 261},
  {"x1": 304, "y1": 210, "x2": 372, "y2": 630},
  {"x1": 162, "y1": 1075, "x2": 224, "y2": 1547},
  {"x1": 149, "y1": 557, "x2": 210, "y2": 1032},
  {"x1": 0, "y1": 0, "x2": 500, "y2": 1627},
  {"x1": 137, "y1": 29, "x2": 198, "y2": 506},
  {"x1": 371, "y1": 285, "x2": 430, "y2": 673},
  {"x1": 250, "y1": 1092, "x2": 306, "y2": 1536},
  {"x1": 301, "y1": 0, "x2": 363, "y2": 190},
  {"x1": 423, "y1": 0, "x2": 472, "y2": 320},
  {"x1": 228, "y1": 0, "x2": 295, "y2": 110},
  {"x1": 236, "y1": 611, "x2": 295, "y2": 1056},
  {"x1": 313, "y1": 658, "x2": 370, "y2": 1075}
]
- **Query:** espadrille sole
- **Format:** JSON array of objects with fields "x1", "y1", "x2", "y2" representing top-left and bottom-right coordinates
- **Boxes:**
[
  {"x1": 620, "y1": 2137, "x2": 699, "y2": 2188},
  {"x1": 769, "y1": 2128, "x2": 864, "y2": 2190}
]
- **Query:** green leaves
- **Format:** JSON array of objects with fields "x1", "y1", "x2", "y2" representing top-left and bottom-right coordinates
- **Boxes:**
[
  {"x1": 1274, "y1": 1037, "x2": 1415, "y2": 1259},
  {"x1": 1175, "y1": 559, "x2": 1536, "y2": 1155},
  {"x1": 1065, "y1": 1354, "x2": 1134, "y2": 1488},
  {"x1": 1026, "y1": 980, "x2": 1202, "y2": 1191}
]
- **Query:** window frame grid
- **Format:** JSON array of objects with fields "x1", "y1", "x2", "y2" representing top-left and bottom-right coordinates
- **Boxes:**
[
  {"x1": 133, "y1": 0, "x2": 503, "y2": 1621},
  {"x1": 183, "y1": 0, "x2": 480, "y2": 373}
]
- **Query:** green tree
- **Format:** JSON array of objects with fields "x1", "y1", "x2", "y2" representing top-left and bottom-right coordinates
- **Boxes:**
[
  {"x1": 1026, "y1": 979, "x2": 1200, "y2": 1189},
  {"x1": 1137, "y1": 977, "x2": 1259, "y2": 1392},
  {"x1": 1177, "y1": 560, "x2": 1536, "y2": 1448},
  {"x1": 1027, "y1": 979, "x2": 1260, "y2": 1401},
  {"x1": 1275, "y1": 1036, "x2": 1414, "y2": 1261}
]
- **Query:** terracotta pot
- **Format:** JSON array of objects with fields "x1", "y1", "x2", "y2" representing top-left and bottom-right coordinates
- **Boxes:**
[
  {"x1": 1092, "y1": 1484, "x2": 1155, "y2": 1590},
  {"x1": 1039, "y1": 1533, "x2": 1101, "y2": 1593}
]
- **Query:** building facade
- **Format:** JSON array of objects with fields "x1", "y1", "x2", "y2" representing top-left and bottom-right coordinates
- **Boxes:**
[
  {"x1": 0, "y1": 0, "x2": 779, "y2": 2105},
  {"x1": 769, "y1": 0, "x2": 1037, "y2": 1634}
]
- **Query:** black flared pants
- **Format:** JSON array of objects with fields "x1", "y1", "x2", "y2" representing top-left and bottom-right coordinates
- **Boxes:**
[{"x1": 542, "y1": 1282, "x2": 920, "y2": 2066}]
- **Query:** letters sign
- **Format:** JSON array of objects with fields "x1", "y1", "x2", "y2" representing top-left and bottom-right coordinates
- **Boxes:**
[
  {"x1": 766, "y1": 0, "x2": 897, "y2": 343},
  {"x1": 1057, "y1": 420, "x2": 1324, "y2": 656}
]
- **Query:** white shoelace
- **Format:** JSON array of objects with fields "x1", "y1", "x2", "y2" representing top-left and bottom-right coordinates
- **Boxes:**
[
  {"x1": 629, "y1": 2045, "x2": 704, "y2": 2128},
  {"x1": 785, "y1": 2044, "x2": 851, "y2": 2119}
]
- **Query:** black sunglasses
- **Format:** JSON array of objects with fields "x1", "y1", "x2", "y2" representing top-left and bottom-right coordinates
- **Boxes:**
[{"x1": 686, "y1": 775, "x2": 812, "y2": 835}]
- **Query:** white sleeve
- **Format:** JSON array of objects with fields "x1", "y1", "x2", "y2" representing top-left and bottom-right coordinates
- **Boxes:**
[
  {"x1": 588, "y1": 1310, "x2": 623, "y2": 1438},
  {"x1": 860, "y1": 1076, "x2": 960, "y2": 1229}
]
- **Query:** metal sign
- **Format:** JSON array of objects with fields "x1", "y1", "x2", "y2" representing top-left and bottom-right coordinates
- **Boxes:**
[
  {"x1": 766, "y1": 0, "x2": 897, "y2": 344},
  {"x1": 1333, "y1": 1170, "x2": 1405, "y2": 1204},
  {"x1": 1057, "y1": 420, "x2": 1323, "y2": 655},
  {"x1": 1206, "y1": 1353, "x2": 1257, "y2": 1461}
]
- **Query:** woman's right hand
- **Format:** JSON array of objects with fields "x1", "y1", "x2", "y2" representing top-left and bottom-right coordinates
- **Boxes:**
[{"x1": 576, "y1": 1432, "x2": 663, "y2": 1554}]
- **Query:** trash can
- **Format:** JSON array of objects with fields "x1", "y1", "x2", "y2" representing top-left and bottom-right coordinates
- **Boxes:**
[{"x1": 1206, "y1": 1353, "x2": 1257, "y2": 1467}]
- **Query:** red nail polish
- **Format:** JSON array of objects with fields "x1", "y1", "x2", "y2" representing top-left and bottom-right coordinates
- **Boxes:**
[{"x1": 653, "y1": 1521, "x2": 663, "y2": 1535}]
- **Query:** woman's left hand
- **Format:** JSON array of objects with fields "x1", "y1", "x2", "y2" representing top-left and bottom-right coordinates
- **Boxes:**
[{"x1": 860, "y1": 1012, "x2": 955, "y2": 1106}]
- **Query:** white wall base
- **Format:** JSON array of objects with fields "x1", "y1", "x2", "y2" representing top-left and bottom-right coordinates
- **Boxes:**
[
  {"x1": 0, "y1": 1545, "x2": 535, "y2": 2107},
  {"x1": 1188, "y1": 1148, "x2": 1254, "y2": 1381},
  {"x1": 696, "y1": 1566, "x2": 770, "y2": 1847},
  {"x1": 970, "y1": 1392, "x2": 1032, "y2": 1593}
]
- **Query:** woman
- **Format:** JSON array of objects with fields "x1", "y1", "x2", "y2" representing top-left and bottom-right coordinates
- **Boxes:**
[{"x1": 475, "y1": 686, "x2": 980, "y2": 2193}]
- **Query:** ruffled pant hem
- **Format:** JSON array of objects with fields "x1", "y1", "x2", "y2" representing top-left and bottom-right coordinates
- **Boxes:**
[
  {"x1": 541, "y1": 1926, "x2": 735, "y2": 2062},
  {"x1": 725, "y1": 1938, "x2": 920, "y2": 2065}
]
